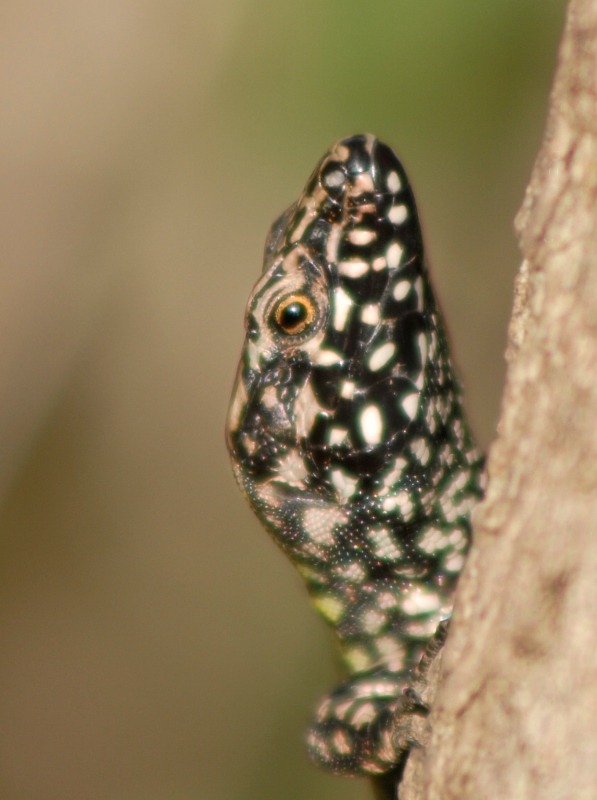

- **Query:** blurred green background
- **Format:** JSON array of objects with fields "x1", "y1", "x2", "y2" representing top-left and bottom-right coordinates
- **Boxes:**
[{"x1": 0, "y1": 1, "x2": 564, "y2": 799}]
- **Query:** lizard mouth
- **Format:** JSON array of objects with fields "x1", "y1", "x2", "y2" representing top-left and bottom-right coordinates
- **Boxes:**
[
  {"x1": 226, "y1": 348, "x2": 315, "y2": 476},
  {"x1": 226, "y1": 365, "x2": 298, "y2": 480}
]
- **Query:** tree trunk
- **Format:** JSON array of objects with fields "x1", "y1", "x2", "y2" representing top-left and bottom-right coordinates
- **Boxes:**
[{"x1": 398, "y1": 0, "x2": 597, "y2": 797}]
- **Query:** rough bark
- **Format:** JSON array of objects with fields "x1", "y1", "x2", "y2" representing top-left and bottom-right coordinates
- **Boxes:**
[{"x1": 397, "y1": 0, "x2": 597, "y2": 797}]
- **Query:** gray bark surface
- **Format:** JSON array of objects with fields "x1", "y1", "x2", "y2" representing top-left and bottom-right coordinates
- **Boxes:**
[{"x1": 398, "y1": 1, "x2": 597, "y2": 797}]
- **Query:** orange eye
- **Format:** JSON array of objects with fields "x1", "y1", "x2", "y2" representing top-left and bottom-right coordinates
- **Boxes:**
[{"x1": 272, "y1": 294, "x2": 316, "y2": 336}]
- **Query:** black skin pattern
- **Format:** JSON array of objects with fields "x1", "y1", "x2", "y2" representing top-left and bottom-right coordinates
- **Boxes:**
[{"x1": 226, "y1": 135, "x2": 485, "y2": 781}]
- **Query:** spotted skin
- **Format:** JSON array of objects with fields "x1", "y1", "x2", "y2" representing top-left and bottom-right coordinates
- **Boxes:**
[{"x1": 226, "y1": 135, "x2": 484, "y2": 778}]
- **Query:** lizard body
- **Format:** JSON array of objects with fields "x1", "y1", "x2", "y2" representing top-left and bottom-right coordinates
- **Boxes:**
[{"x1": 226, "y1": 134, "x2": 484, "y2": 777}]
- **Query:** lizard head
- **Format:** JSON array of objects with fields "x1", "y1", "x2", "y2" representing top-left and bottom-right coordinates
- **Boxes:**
[{"x1": 226, "y1": 134, "x2": 458, "y2": 537}]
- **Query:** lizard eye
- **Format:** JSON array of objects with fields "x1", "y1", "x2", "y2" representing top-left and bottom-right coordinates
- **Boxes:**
[{"x1": 272, "y1": 294, "x2": 317, "y2": 336}]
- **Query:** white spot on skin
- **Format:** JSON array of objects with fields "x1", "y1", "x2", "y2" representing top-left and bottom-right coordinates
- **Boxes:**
[
  {"x1": 426, "y1": 405, "x2": 437, "y2": 434},
  {"x1": 347, "y1": 228, "x2": 376, "y2": 245},
  {"x1": 333, "y1": 561, "x2": 366, "y2": 582},
  {"x1": 340, "y1": 381, "x2": 355, "y2": 399},
  {"x1": 445, "y1": 553, "x2": 465, "y2": 572},
  {"x1": 448, "y1": 471, "x2": 467, "y2": 496},
  {"x1": 252, "y1": 479, "x2": 281, "y2": 510},
  {"x1": 368, "y1": 527, "x2": 402, "y2": 560},
  {"x1": 316, "y1": 348, "x2": 344, "y2": 366},
  {"x1": 417, "y1": 526, "x2": 450, "y2": 554},
  {"x1": 296, "y1": 563, "x2": 326, "y2": 583},
  {"x1": 360, "y1": 760, "x2": 387, "y2": 775},
  {"x1": 260, "y1": 384, "x2": 279, "y2": 408},
  {"x1": 418, "y1": 332, "x2": 428, "y2": 367},
  {"x1": 353, "y1": 679, "x2": 398, "y2": 699},
  {"x1": 351, "y1": 171, "x2": 375, "y2": 195},
  {"x1": 350, "y1": 702, "x2": 377, "y2": 728},
  {"x1": 393, "y1": 280, "x2": 411, "y2": 301},
  {"x1": 368, "y1": 342, "x2": 396, "y2": 371},
  {"x1": 404, "y1": 616, "x2": 444, "y2": 638},
  {"x1": 383, "y1": 457, "x2": 408, "y2": 486},
  {"x1": 329, "y1": 427, "x2": 348, "y2": 445},
  {"x1": 344, "y1": 647, "x2": 373, "y2": 673},
  {"x1": 401, "y1": 586, "x2": 442, "y2": 616},
  {"x1": 388, "y1": 204, "x2": 408, "y2": 225},
  {"x1": 377, "y1": 729, "x2": 399, "y2": 764},
  {"x1": 382, "y1": 496, "x2": 397, "y2": 512},
  {"x1": 386, "y1": 242, "x2": 404, "y2": 268},
  {"x1": 411, "y1": 437, "x2": 431, "y2": 465},
  {"x1": 378, "y1": 593, "x2": 400, "y2": 610},
  {"x1": 302, "y1": 539, "x2": 328, "y2": 560},
  {"x1": 457, "y1": 494, "x2": 476, "y2": 515},
  {"x1": 331, "y1": 469, "x2": 359, "y2": 500},
  {"x1": 361, "y1": 609, "x2": 386, "y2": 634},
  {"x1": 315, "y1": 696, "x2": 332, "y2": 721},
  {"x1": 333, "y1": 287, "x2": 353, "y2": 331},
  {"x1": 402, "y1": 391, "x2": 420, "y2": 419},
  {"x1": 332, "y1": 698, "x2": 355, "y2": 720},
  {"x1": 307, "y1": 731, "x2": 330, "y2": 760},
  {"x1": 246, "y1": 339, "x2": 261, "y2": 370},
  {"x1": 438, "y1": 442, "x2": 453, "y2": 466},
  {"x1": 361, "y1": 304, "x2": 380, "y2": 325},
  {"x1": 332, "y1": 730, "x2": 353, "y2": 755},
  {"x1": 275, "y1": 449, "x2": 309, "y2": 485},
  {"x1": 449, "y1": 527, "x2": 467, "y2": 547},
  {"x1": 303, "y1": 505, "x2": 348, "y2": 546},
  {"x1": 377, "y1": 638, "x2": 406, "y2": 672},
  {"x1": 312, "y1": 594, "x2": 345, "y2": 623},
  {"x1": 442, "y1": 501, "x2": 459, "y2": 523},
  {"x1": 238, "y1": 434, "x2": 257, "y2": 455},
  {"x1": 372, "y1": 256, "x2": 386, "y2": 271},
  {"x1": 339, "y1": 259, "x2": 369, "y2": 278},
  {"x1": 258, "y1": 386, "x2": 290, "y2": 430},
  {"x1": 294, "y1": 381, "x2": 324, "y2": 435},
  {"x1": 324, "y1": 169, "x2": 345, "y2": 188},
  {"x1": 290, "y1": 193, "x2": 322, "y2": 243},
  {"x1": 360, "y1": 404, "x2": 383, "y2": 445},
  {"x1": 387, "y1": 171, "x2": 401, "y2": 192},
  {"x1": 326, "y1": 223, "x2": 343, "y2": 264},
  {"x1": 382, "y1": 491, "x2": 415, "y2": 520},
  {"x1": 429, "y1": 331, "x2": 438, "y2": 359}
]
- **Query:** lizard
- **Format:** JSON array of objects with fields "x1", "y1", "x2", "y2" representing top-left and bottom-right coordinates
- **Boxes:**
[{"x1": 225, "y1": 134, "x2": 484, "y2": 787}]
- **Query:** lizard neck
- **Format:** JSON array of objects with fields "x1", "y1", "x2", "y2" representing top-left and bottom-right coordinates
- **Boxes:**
[{"x1": 232, "y1": 400, "x2": 483, "y2": 676}]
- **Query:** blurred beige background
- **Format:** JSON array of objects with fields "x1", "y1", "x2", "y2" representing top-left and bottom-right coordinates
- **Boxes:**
[{"x1": 0, "y1": 2, "x2": 564, "y2": 799}]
